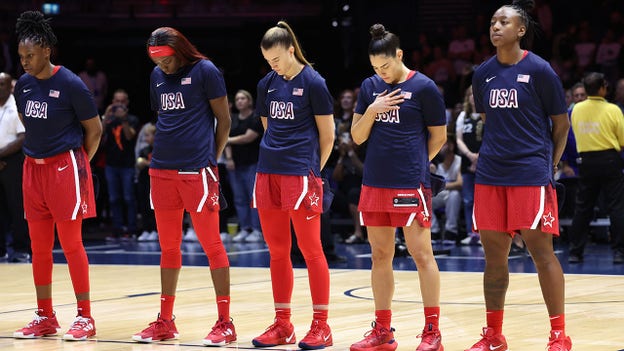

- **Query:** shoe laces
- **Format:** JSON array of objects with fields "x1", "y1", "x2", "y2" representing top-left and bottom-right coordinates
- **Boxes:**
[
  {"x1": 68, "y1": 316, "x2": 91, "y2": 331},
  {"x1": 305, "y1": 320, "x2": 326, "y2": 338},
  {"x1": 417, "y1": 323, "x2": 439, "y2": 341},
  {"x1": 263, "y1": 319, "x2": 288, "y2": 335},
  {"x1": 547, "y1": 336, "x2": 568, "y2": 350},
  {"x1": 210, "y1": 317, "x2": 232, "y2": 334},
  {"x1": 362, "y1": 322, "x2": 393, "y2": 340},
  {"x1": 26, "y1": 313, "x2": 49, "y2": 328}
]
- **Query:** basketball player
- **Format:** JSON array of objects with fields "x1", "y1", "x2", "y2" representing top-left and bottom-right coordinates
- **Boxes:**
[
  {"x1": 465, "y1": 1, "x2": 571, "y2": 350},
  {"x1": 132, "y1": 27, "x2": 236, "y2": 346},
  {"x1": 251, "y1": 21, "x2": 335, "y2": 350},
  {"x1": 12, "y1": 11, "x2": 102, "y2": 341},
  {"x1": 349, "y1": 24, "x2": 447, "y2": 351}
]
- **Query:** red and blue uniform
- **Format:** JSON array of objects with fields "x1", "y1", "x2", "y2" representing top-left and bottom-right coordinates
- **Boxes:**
[
  {"x1": 472, "y1": 51, "x2": 567, "y2": 234},
  {"x1": 355, "y1": 71, "x2": 446, "y2": 227},
  {"x1": 14, "y1": 66, "x2": 97, "y2": 221}
]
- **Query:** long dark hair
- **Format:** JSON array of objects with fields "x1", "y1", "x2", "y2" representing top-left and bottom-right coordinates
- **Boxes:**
[
  {"x1": 15, "y1": 11, "x2": 57, "y2": 48},
  {"x1": 505, "y1": 0, "x2": 537, "y2": 49},
  {"x1": 147, "y1": 27, "x2": 206, "y2": 64},
  {"x1": 368, "y1": 23, "x2": 401, "y2": 57},
  {"x1": 260, "y1": 21, "x2": 312, "y2": 67}
]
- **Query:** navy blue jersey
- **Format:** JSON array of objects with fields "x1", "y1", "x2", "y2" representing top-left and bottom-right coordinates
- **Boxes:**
[
  {"x1": 14, "y1": 66, "x2": 98, "y2": 158},
  {"x1": 255, "y1": 66, "x2": 333, "y2": 176},
  {"x1": 355, "y1": 72, "x2": 446, "y2": 189},
  {"x1": 472, "y1": 51, "x2": 567, "y2": 186},
  {"x1": 149, "y1": 59, "x2": 226, "y2": 169}
]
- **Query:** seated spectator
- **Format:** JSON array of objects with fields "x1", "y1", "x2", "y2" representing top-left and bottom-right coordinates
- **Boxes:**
[{"x1": 430, "y1": 136, "x2": 462, "y2": 244}]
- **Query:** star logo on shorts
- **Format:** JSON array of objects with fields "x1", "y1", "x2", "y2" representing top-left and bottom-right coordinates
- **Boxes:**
[
  {"x1": 81, "y1": 202, "x2": 88, "y2": 214},
  {"x1": 422, "y1": 211, "x2": 430, "y2": 221},
  {"x1": 542, "y1": 212, "x2": 555, "y2": 227},
  {"x1": 309, "y1": 192, "x2": 320, "y2": 207},
  {"x1": 211, "y1": 193, "x2": 220, "y2": 206}
]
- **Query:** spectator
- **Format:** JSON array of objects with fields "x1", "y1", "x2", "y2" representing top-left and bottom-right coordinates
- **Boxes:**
[
  {"x1": 227, "y1": 89, "x2": 263, "y2": 243},
  {"x1": 595, "y1": 29, "x2": 621, "y2": 88},
  {"x1": 568, "y1": 72, "x2": 624, "y2": 264},
  {"x1": 0, "y1": 72, "x2": 30, "y2": 262},
  {"x1": 613, "y1": 77, "x2": 624, "y2": 113},
  {"x1": 78, "y1": 57, "x2": 108, "y2": 113},
  {"x1": 559, "y1": 82, "x2": 587, "y2": 179},
  {"x1": 101, "y1": 89, "x2": 139, "y2": 239},
  {"x1": 430, "y1": 136, "x2": 462, "y2": 244},
  {"x1": 455, "y1": 85, "x2": 483, "y2": 245},
  {"x1": 136, "y1": 124, "x2": 157, "y2": 241}
]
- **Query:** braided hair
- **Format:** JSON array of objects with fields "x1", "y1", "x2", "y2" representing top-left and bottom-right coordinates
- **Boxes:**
[
  {"x1": 505, "y1": 0, "x2": 537, "y2": 49},
  {"x1": 15, "y1": 11, "x2": 57, "y2": 48}
]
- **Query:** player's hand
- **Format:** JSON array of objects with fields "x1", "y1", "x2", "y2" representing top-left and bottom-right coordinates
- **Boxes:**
[{"x1": 368, "y1": 88, "x2": 404, "y2": 115}]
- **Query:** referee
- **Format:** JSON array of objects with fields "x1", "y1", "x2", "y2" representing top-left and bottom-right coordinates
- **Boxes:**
[{"x1": 568, "y1": 72, "x2": 624, "y2": 264}]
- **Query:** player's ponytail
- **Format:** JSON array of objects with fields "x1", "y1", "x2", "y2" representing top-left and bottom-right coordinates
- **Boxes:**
[
  {"x1": 508, "y1": 0, "x2": 537, "y2": 49},
  {"x1": 261, "y1": 21, "x2": 312, "y2": 67},
  {"x1": 368, "y1": 23, "x2": 401, "y2": 57},
  {"x1": 15, "y1": 10, "x2": 57, "y2": 48}
]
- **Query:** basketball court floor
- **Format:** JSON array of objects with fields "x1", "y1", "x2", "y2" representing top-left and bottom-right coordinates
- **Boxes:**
[{"x1": 1, "y1": 235, "x2": 623, "y2": 350}]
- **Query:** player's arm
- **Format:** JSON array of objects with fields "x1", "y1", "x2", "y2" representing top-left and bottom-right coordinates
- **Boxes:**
[
  {"x1": 351, "y1": 88, "x2": 403, "y2": 145},
  {"x1": 315, "y1": 114, "x2": 335, "y2": 170},
  {"x1": 427, "y1": 125, "x2": 447, "y2": 161},
  {"x1": 260, "y1": 116, "x2": 267, "y2": 131},
  {"x1": 81, "y1": 115, "x2": 103, "y2": 161},
  {"x1": 210, "y1": 95, "x2": 232, "y2": 160},
  {"x1": 550, "y1": 112, "x2": 570, "y2": 167}
]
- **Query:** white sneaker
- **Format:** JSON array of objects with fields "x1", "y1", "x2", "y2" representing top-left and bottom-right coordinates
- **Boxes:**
[
  {"x1": 245, "y1": 229, "x2": 263, "y2": 242},
  {"x1": 232, "y1": 230, "x2": 249, "y2": 242},
  {"x1": 220, "y1": 232, "x2": 231, "y2": 242},
  {"x1": 148, "y1": 231, "x2": 159, "y2": 241},
  {"x1": 137, "y1": 231, "x2": 152, "y2": 241},
  {"x1": 184, "y1": 228, "x2": 198, "y2": 242}
]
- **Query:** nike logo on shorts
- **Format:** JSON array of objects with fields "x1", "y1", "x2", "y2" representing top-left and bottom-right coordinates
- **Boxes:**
[
  {"x1": 306, "y1": 215, "x2": 319, "y2": 220},
  {"x1": 58, "y1": 165, "x2": 69, "y2": 171}
]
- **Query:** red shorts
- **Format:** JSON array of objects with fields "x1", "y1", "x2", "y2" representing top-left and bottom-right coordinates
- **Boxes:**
[
  {"x1": 358, "y1": 185, "x2": 432, "y2": 227},
  {"x1": 23, "y1": 148, "x2": 96, "y2": 221},
  {"x1": 150, "y1": 166, "x2": 221, "y2": 212},
  {"x1": 473, "y1": 184, "x2": 560, "y2": 236},
  {"x1": 252, "y1": 172, "x2": 323, "y2": 213}
]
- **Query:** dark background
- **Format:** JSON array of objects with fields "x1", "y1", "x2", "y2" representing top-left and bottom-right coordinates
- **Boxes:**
[{"x1": 1, "y1": 0, "x2": 622, "y2": 124}]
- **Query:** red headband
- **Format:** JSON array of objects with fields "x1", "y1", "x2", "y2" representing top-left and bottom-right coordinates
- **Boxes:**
[{"x1": 148, "y1": 45, "x2": 176, "y2": 57}]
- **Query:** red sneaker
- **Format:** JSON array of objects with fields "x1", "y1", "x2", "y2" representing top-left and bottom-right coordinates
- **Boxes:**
[
  {"x1": 298, "y1": 320, "x2": 333, "y2": 350},
  {"x1": 13, "y1": 311, "x2": 61, "y2": 338},
  {"x1": 203, "y1": 317, "x2": 237, "y2": 346},
  {"x1": 252, "y1": 318, "x2": 296, "y2": 347},
  {"x1": 547, "y1": 330, "x2": 572, "y2": 351},
  {"x1": 132, "y1": 314, "x2": 179, "y2": 342},
  {"x1": 350, "y1": 322, "x2": 398, "y2": 351},
  {"x1": 465, "y1": 327, "x2": 507, "y2": 351},
  {"x1": 63, "y1": 315, "x2": 96, "y2": 340},
  {"x1": 416, "y1": 324, "x2": 444, "y2": 351}
]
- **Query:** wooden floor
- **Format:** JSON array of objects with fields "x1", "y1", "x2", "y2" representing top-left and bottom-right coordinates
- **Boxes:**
[{"x1": 0, "y1": 264, "x2": 622, "y2": 350}]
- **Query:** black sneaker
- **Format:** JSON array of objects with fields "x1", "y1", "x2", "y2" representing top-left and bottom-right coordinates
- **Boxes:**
[{"x1": 10, "y1": 252, "x2": 31, "y2": 263}]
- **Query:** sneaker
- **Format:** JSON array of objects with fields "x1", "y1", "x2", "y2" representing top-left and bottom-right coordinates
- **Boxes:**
[
  {"x1": 350, "y1": 322, "x2": 398, "y2": 351},
  {"x1": 232, "y1": 229, "x2": 250, "y2": 242},
  {"x1": 252, "y1": 318, "x2": 296, "y2": 347},
  {"x1": 137, "y1": 231, "x2": 152, "y2": 241},
  {"x1": 132, "y1": 314, "x2": 179, "y2": 342},
  {"x1": 460, "y1": 234, "x2": 481, "y2": 246},
  {"x1": 184, "y1": 228, "x2": 198, "y2": 242},
  {"x1": 63, "y1": 315, "x2": 96, "y2": 340},
  {"x1": 547, "y1": 330, "x2": 572, "y2": 351},
  {"x1": 14, "y1": 311, "x2": 61, "y2": 338},
  {"x1": 464, "y1": 327, "x2": 507, "y2": 351},
  {"x1": 345, "y1": 233, "x2": 365, "y2": 244},
  {"x1": 203, "y1": 317, "x2": 237, "y2": 346},
  {"x1": 298, "y1": 320, "x2": 333, "y2": 350},
  {"x1": 149, "y1": 231, "x2": 159, "y2": 241},
  {"x1": 245, "y1": 229, "x2": 263, "y2": 242},
  {"x1": 416, "y1": 324, "x2": 443, "y2": 351}
]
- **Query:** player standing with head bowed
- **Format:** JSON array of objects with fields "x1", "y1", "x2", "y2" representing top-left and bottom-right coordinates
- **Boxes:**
[
  {"x1": 12, "y1": 10, "x2": 102, "y2": 341},
  {"x1": 132, "y1": 26, "x2": 236, "y2": 346},
  {"x1": 251, "y1": 20, "x2": 335, "y2": 350},
  {"x1": 465, "y1": 1, "x2": 571, "y2": 350},
  {"x1": 349, "y1": 23, "x2": 447, "y2": 351}
]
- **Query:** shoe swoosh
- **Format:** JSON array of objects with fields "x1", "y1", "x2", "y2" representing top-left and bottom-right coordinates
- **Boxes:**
[
  {"x1": 285, "y1": 331, "x2": 295, "y2": 343},
  {"x1": 489, "y1": 344, "x2": 504, "y2": 350},
  {"x1": 323, "y1": 333, "x2": 331, "y2": 342}
]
